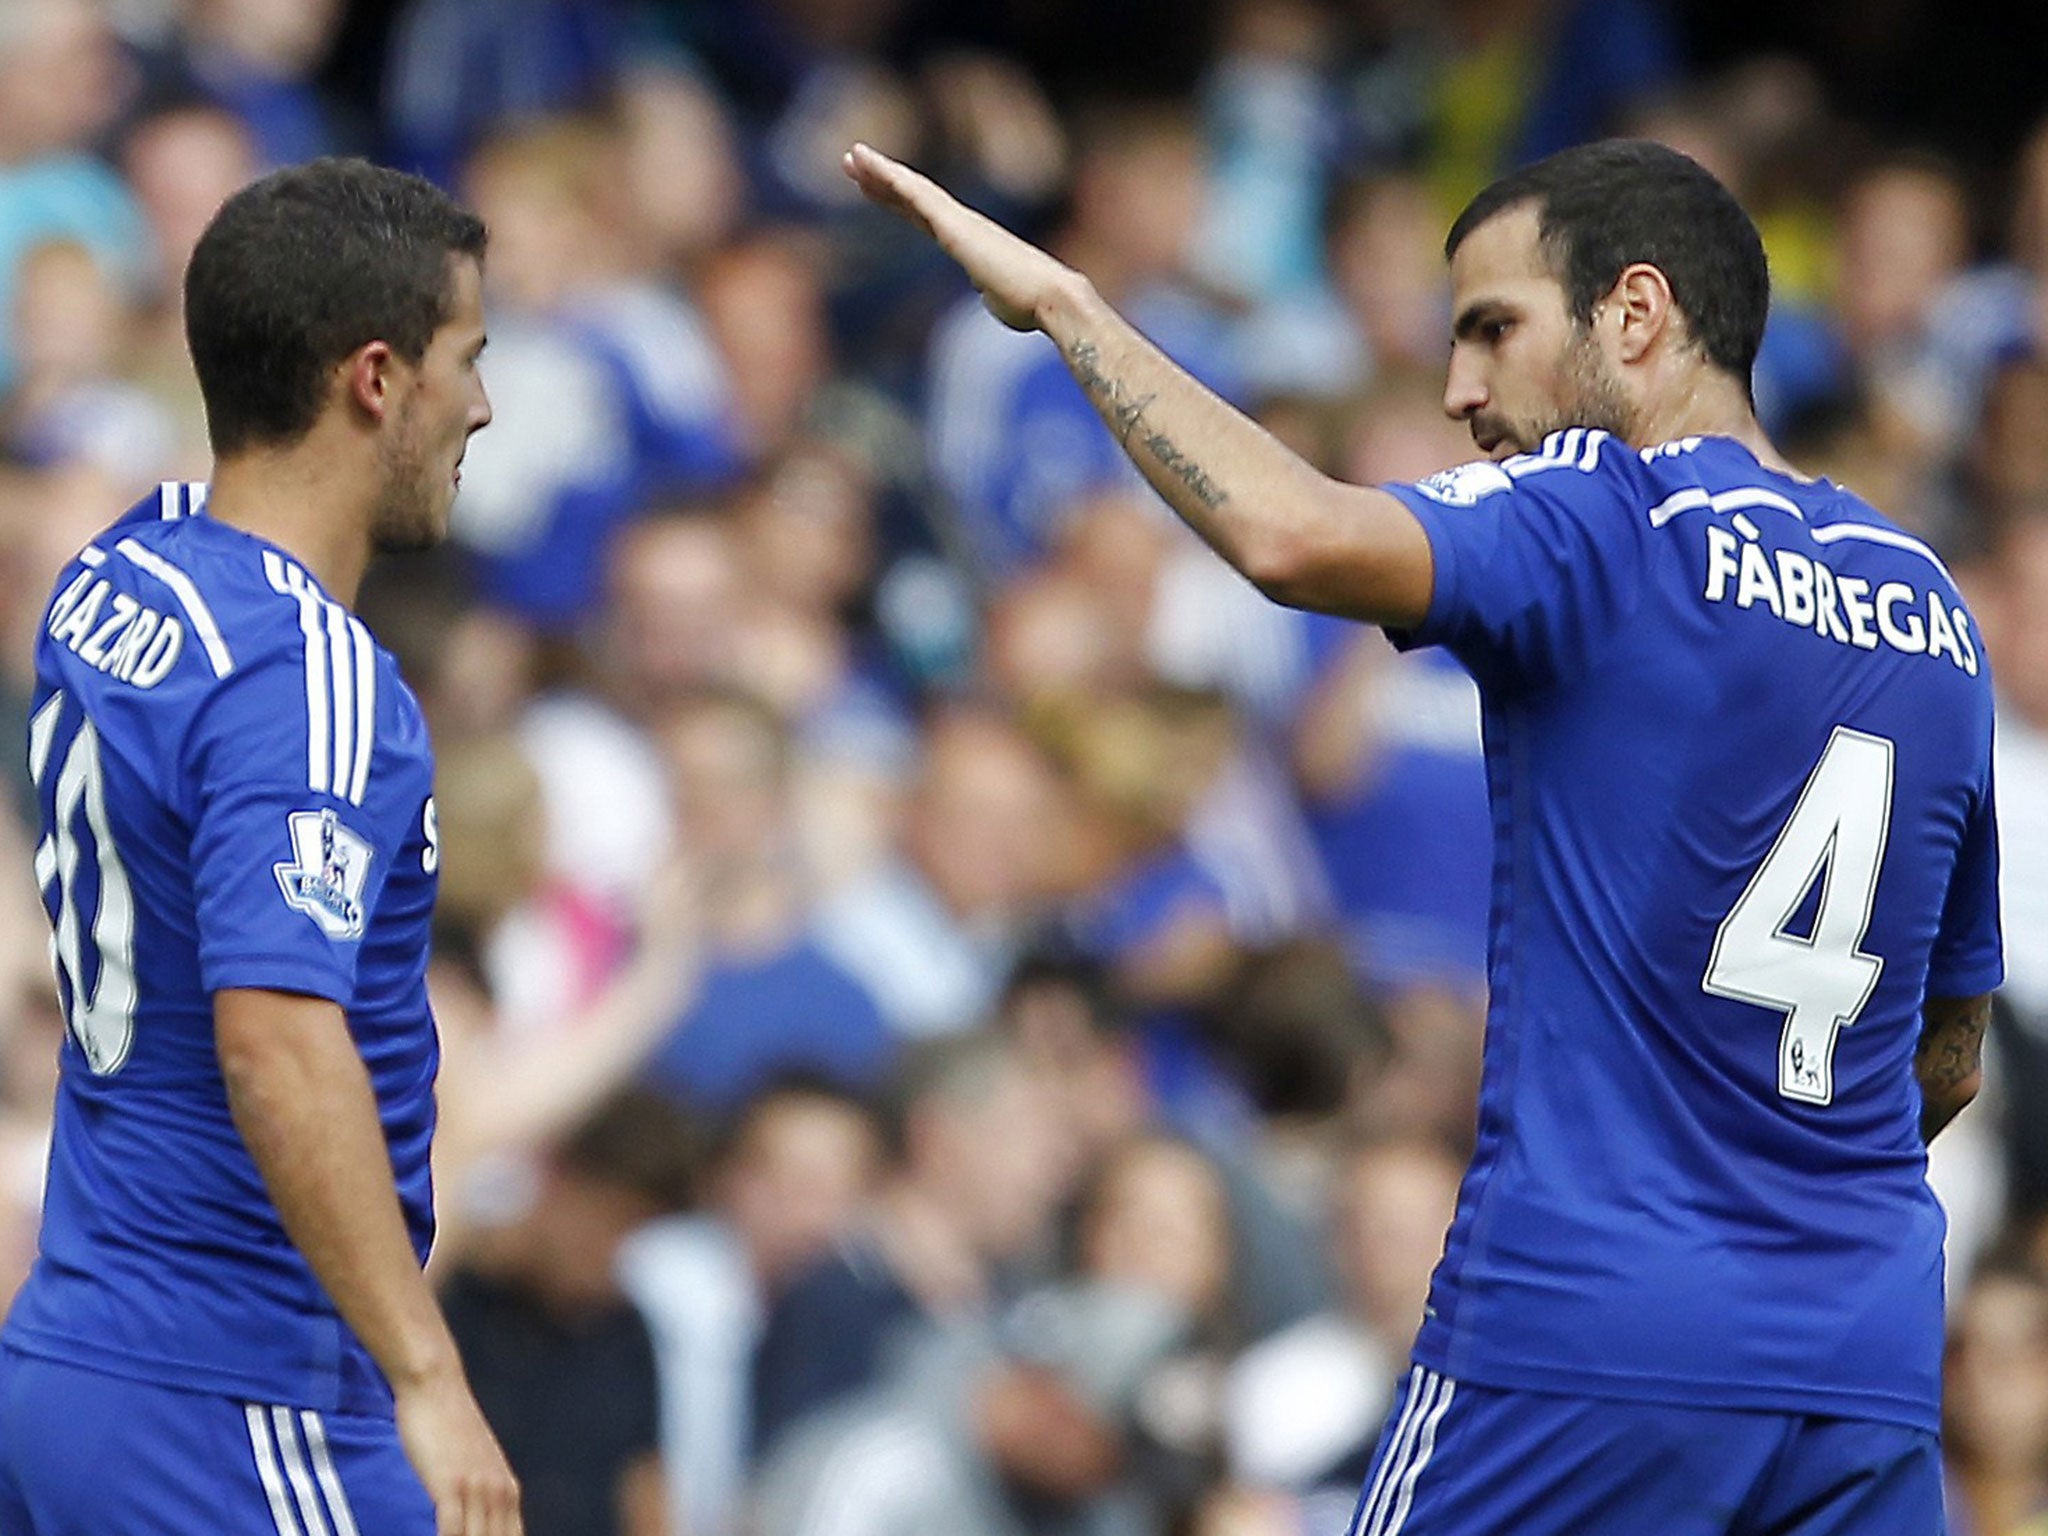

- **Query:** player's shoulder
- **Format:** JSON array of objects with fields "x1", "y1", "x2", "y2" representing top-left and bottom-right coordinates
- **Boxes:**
[
  {"x1": 38, "y1": 483, "x2": 382, "y2": 707},
  {"x1": 1407, "y1": 428, "x2": 1645, "y2": 510},
  {"x1": 1643, "y1": 438, "x2": 1967, "y2": 595}
]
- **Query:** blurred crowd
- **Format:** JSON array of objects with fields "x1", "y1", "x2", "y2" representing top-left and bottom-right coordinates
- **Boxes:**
[{"x1": 1, "y1": 0, "x2": 2048, "y2": 1533}]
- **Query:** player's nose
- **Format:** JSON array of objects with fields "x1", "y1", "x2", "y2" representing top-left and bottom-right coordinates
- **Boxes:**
[{"x1": 1443, "y1": 349, "x2": 1487, "y2": 420}]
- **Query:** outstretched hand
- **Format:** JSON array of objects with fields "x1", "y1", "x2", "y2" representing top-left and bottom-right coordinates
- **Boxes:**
[{"x1": 842, "y1": 141, "x2": 1079, "y2": 333}]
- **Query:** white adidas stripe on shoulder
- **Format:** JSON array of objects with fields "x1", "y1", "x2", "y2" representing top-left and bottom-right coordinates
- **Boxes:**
[
  {"x1": 1504, "y1": 428, "x2": 1609, "y2": 479},
  {"x1": 114, "y1": 538, "x2": 235, "y2": 678},
  {"x1": 156, "y1": 481, "x2": 210, "y2": 520},
  {"x1": 262, "y1": 551, "x2": 375, "y2": 805}
]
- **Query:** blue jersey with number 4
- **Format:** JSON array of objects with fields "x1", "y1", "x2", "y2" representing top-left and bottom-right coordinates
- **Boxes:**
[
  {"x1": 1384, "y1": 432, "x2": 2001, "y2": 1433},
  {"x1": 6, "y1": 483, "x2": 440, "y2": 1417}
]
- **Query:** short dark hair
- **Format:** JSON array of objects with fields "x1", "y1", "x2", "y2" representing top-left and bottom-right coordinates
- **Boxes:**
[
  {"x1": 1445, "y1": 139, "x2": 1770, "y2": 387},
  {"x1": 555, "y1": 1086, "x2": 703, "y2": 1213},
  {"x1": 185, "y1": 157, "x2": 486, "y2": 455}
]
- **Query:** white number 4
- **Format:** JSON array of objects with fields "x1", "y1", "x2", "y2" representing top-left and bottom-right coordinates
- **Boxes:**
[{"x1": 1704, "y1": 727, "x2": 1894, "y2": 1105}]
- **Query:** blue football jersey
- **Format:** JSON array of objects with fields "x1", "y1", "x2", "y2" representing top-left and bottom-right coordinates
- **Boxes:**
[
  {"x1": 7, "y1": 482, "x2": 441, "y2": 1416},
  {"x1": 1384, "y1": 432, "x2": 2002, "y2": 1432}
]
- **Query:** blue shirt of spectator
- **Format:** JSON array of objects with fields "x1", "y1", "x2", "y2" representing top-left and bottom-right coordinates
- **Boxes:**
[{"x1": 642, "y1": 934, "x2": 895, "y2": 1114}]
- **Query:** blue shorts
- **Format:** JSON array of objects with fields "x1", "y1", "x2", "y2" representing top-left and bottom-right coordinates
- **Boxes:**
[
  {"x1": 0, "y1": 1346, "x2": 435, "y2": 1535},
  {"x1": 1347, "y1": 1365, "x2": 1944, "y2": 1536}
]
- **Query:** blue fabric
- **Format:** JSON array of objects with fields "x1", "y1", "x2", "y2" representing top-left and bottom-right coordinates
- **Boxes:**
[
  {"x1": 1073, "y1": 844, "x2": 1230, "y2": 962},
  {"x1": 0, "y1": 1347, "x2": 436, "y2": 1534},
  {"x1": 198, "y1": 69, "x2": 336, "y2": 168},
  {"x1": 466, "y1": 471, "x2": 639, "y2": 631},
  {"x1": 1513, "y1": 0, "x2": 1683, "y2": 165},
  {"x1": 1346, "y1": 1367, "x2": 1943, "y2": 1536},
  {"x1": 1753, "y1": 303, "x2": 1851, "y2": 437},
  {"x1": 642, "y1": 935, "x2": 895, "y2": 1112},
  {"x1": 1381, "y1": 432, "x2": 2001, "y2": 1431},
  {"x1": 383, "y1": 0, "x2": 621, "y2": 186},
  {"x1": 1299, "y1": 622, "x2": 1491, "y2": 989},
  {"x1": 749, "y1": 1234, "x2": 921, "y2": 1459},
  {"x1": 7, "y1": 485, "x2": 441, "y2": 1416}
]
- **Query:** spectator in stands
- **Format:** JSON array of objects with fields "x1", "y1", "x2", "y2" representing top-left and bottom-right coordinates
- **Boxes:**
[
  {"x1": 115, "y1": 100, "x2": 258, "y2": 465},
  {"x1": 925, "y1": 97, "x2": 1240, "y2": 578},
  {"x1": 383, "y1": 0, "x2": 621, "y2": 186},
  {"x1": 750, "y1": 1030, "x2": 1073, "y2": 1460},
  {"x1": 1943, "y1": 1254, "x2": 2048, "y2": 1536},
  {"x1": 1291, "y1": 373, "x2": 1492, "y2": 1000},
  {"x1": 1214, "y1": 1134, "x2": 1463, "y2": 1532},
  {"x1": 640, "y1": 686, "x2": 894, "y2": 1112},
  {"x1": 1966, "y1": 505, "x2": 2048, "y2": 1229},
  {"x1": 0, "y1": 0, "x2": 146, "y2": 399},
  {"x1": 6, "y1": 237, "x2": 172, "y2": 490},
  {"x1": 451, "y1": 117, "x2": 743, "y2": 627},
  {"x1": 175, "y1": 0, "x2": 347, "y2": 168},
  {"x1": 819, "y1": 704, "x2": 1068, "y2": 1038},
  {"x1": 444, "y1": 1089, "x2": 696, "y2": 1536},
  {"x1": 1834, "y1": 153, "x2": 1977, "y2": 467},
  {"x1": 622, "y1": 1079, "x2": 886, "y2": 1536}
]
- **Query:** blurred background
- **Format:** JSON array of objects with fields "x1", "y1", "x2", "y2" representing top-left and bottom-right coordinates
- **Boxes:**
[{"x1": 3, "y1": 0, "x2": 2048, "y2": 1532}]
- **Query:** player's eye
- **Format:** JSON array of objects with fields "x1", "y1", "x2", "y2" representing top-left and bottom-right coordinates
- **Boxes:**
[{"x1": 1481, "y1": 319, "x2": 1511, "y2": 345}]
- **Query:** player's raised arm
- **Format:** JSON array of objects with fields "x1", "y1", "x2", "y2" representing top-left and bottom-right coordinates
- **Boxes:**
[{"x1": 843, "y1": 142, "x2": 1435, "y2": 627}]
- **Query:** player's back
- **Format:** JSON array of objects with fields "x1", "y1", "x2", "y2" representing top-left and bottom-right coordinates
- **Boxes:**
[
  {"x1": 8, "y1": 483, "x2": 442, "y2": 1416},
  {"x1": 1384, "y1": 433, "x2": 2000, "y2": 1432}
]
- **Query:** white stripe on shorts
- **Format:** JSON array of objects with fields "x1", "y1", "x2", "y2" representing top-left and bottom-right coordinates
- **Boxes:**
[
  {"x1": 300, "y1": 1410, "x2": 363, "y2": 1536},
  {"x1": 245, "y1": 1404, "x2": 302, "y2": 1536},
  {"x1": 270, "y1": 1404, "x2": 333, "y2": 1536},
  {"x1": 1376, "y1": 1372, "x2": 1455, "y2": 1535},
  {"x1": 1354, "y1": 1367, "x2": 1456, "y2": 1536}
]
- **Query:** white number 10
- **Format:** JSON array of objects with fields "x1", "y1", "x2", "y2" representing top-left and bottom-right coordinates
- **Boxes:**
[
  {"x1": 1704, "y1": 726, "x2": 1895, "y2": 1105},
  {"x1": 29, "y1": 691, "x2": 139, "y2": 1075}
]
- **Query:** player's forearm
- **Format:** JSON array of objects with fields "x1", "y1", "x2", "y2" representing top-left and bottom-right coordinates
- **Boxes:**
[
  {"x1": 217, "y1": 989, "x2": 466, "y2": 1390},
  {"x1": 1037, "y1": 277, "x2": 1433, "y2": 625},
  {"x1": 1916, "y1": 992, "x2": 1990, "y2": 1144}
]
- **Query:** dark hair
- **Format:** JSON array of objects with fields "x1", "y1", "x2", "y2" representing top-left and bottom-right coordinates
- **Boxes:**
[
  {"x1": 1204, "y1": 939, "x2": 1390, "y2": 1117},
  {"x1": 184, "y1": 157, "x2": 486, "y2": 455},
  {"x1": 555, "y1": 1086, "x2": 703, "y2": 1213},
  {"x1": 1445, "y1": 139, "x2": 1770, "y2": 387}
]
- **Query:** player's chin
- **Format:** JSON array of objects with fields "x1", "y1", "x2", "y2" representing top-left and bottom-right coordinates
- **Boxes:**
[{"x1": 373, "y1": 499, "x2": 452, "y2": 555}]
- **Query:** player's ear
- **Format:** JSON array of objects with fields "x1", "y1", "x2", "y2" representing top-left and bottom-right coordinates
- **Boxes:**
[
  {"x1": 1608, "y1": 262, "x2": 1675, "y2": 366},
  {"x1": 342, "y1": 340, "x2": 401, "y2": 424}
]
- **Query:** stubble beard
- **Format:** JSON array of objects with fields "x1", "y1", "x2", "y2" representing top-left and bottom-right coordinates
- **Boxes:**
[
  {"x1": 1474, "y1": 328, "x2": 1636, "y2": 457},
  {"x1": 370, "y1": 409, "x2": 448, "y2": 555}
]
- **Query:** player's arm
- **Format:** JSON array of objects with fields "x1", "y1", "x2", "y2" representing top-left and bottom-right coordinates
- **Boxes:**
[
  {"x1": 1915, "y1": 991, "x2": 1991, "y2": 1144},
  {"x1": 217, "y1": 987, "x2": 522, "y2": 1536},
  {"x1": 843, "y1": 143, "x2": 1434, "y2": 626}
]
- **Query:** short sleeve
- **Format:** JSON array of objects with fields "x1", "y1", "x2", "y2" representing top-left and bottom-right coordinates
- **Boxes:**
[
  {"x1": 1927, "y1": 751, "x2": 2003, "y2": 999},
  {"x1": 1383, "y1": 430, "x2": 1653, "y2": 695},
  {"x1": 182, "y1": 643, "x2": 393, "y2": 1004}
]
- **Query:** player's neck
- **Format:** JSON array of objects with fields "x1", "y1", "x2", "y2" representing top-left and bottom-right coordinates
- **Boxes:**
[
  {"x1": 1631, "y1": 369, "x2": 1800, "y2": 478},
  {"x1": 205, "y1": 436, "x2": 378, "y2": 607}
]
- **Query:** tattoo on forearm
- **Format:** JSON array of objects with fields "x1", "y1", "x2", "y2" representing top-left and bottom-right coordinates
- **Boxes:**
[
  {"x1": 1917, "y1": 994, "x2": 1991, "y2": 1141},
  {"x1": 1139, "y1": 428, "x2": 1229, "y2": 510},
  {"x1": 1068, "y1": 340, "x2": 1229, "y2": 511}
]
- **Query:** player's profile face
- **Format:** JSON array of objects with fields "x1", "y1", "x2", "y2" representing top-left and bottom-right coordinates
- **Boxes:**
[
  {"x1": 1443, "y1": 202, "x2": 1630, "y2": 459},
  {"x1": 373, "y1": 254, "x2": 490, "y2": 553}
]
